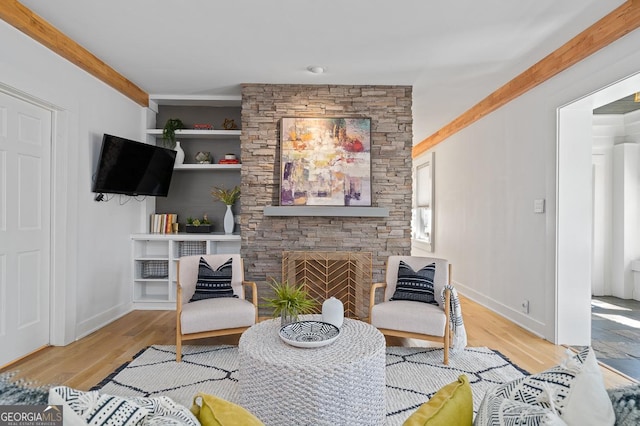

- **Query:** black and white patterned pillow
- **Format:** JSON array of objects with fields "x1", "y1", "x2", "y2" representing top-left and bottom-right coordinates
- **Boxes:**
[
  {"x1": 129, "y1": 395, "x2": 199, "y2": 425},
  {"x1": 493, "y1": 347, "x2": 590, "y2": 414},
  {"x1": 390, "y1": 261, "x2": 438, "y2": 305},
  {"x1": 49, "y1": 386, "x2": 199, "y2": 426},
  {"x1": 474, "y1": 392, "x2": 567, "y2": 426},
  {"x1": 491, "y1": 347, "x2": 614, "y2": 426},
  {"x1": 49, "y1": 387, "x2": 148, "y2": 426},
  {"x1": 189, "y1": 257, "x2": 237, "y2": 302},
  {"x1": 85, "y1": 395, "x2": 148, "y2": 426}
]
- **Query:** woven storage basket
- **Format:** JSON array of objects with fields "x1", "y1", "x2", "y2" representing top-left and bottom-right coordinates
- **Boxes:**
[
  {"x1": 141, "y1": 260, "x2": 168, "y2": 278},
  {"x1": 179, "y1": 241, "x2": 207, "y2": 257}
]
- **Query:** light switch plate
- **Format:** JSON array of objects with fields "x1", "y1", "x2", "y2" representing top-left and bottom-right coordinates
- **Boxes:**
[{"x1": 534, "y1": 199, "x2": 545, "y2": 214}]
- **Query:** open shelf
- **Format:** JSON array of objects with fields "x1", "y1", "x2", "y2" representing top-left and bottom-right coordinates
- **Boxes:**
[
  {"x1": 263, "y1": 206, "x2": 389, "y2": 217},
  {"x1": 131, "y1": 234, "x2": 241, "y2": 309},
  {"x1": 133, "y1": 255, "x2": 168, "y2": 261},
  {"x1": 146, "y1": 129, "x2": 241, "y2": 138},
  {"x1": 173, "y1": 164, "x2": 241, "y2": 170},
  {"x1": 149, "y1": 94, "x2": 241, "y2": 107}
]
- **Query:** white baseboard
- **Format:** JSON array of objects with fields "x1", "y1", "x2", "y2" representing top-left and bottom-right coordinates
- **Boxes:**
[
  {"x1": 74, "y1": 303, "x2": 133, "y2": 341},
  {"x1": 454, "y1": 281, "x2": 548, "y2": 340}
]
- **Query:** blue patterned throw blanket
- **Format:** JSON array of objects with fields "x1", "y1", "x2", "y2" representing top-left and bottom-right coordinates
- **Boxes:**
[
  {"x1": 441, "y1": 285, "x2": 467, "y2": 353},
  {"x1": 0, "y1": 372, "x2": 49, "y2": 405}
]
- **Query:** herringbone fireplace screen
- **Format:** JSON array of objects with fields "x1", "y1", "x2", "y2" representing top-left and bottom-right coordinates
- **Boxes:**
[{"x1": 282, "y1": 251, "x2": 372, "y2": 319}]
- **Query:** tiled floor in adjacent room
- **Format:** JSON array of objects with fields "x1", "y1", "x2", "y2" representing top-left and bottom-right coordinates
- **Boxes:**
[{"x1": 592, "y1": 296, "x2": 640, "y2": 381}]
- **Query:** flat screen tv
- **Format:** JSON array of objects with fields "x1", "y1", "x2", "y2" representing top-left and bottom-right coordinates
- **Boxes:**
[{"x1": 92, "y1": 134, "x2": 177, "y2": 197}]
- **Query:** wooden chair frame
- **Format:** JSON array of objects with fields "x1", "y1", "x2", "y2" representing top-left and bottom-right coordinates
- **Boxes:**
[
  {"x1": 369, "y1": 263, "x2": 453, "y2": 364},
  {"x1": 176, "y1": 259, "x2": 258, "y2": 362}
]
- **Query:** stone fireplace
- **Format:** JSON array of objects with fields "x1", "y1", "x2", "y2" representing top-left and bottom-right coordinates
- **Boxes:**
[
  {"x1": 282, "y1": 251, "x2": 372, "y2": 319},
  {"x1": 239, "y1": 84, "x2": 413, "y2": 305}
]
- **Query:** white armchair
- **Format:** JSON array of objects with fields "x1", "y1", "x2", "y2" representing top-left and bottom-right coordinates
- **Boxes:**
[
  {"x1": 369, "y1": 256, "x2": 453, "y2": 364},
  {"x1": 176, "y1": 254, "x2": 258, "y2": 362}
]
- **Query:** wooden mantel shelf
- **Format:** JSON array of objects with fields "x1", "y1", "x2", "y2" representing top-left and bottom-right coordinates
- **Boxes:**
[{"x1": 263, "y1": 206, "x2": 389, "y2": 217}]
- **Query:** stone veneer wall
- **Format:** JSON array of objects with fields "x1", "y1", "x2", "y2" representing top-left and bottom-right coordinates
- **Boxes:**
[{"x1": 240, "y1": 84, "x2": 413, "y2": 299}]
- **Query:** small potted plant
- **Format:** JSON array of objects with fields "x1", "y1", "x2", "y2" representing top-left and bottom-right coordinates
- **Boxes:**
[
  {"x1": 185, "y1": 215, "x2": 212, "y2": 233},
  {"x1": 211, "y1": 185, "x2": 241, "y2": 206},
  {"x1": 162, "y1": 118, "x2": 185, "y2": 148},
  {"x1": 211, "y1": 185, "x2": 241, "y2": 234},
  {"x1": 262, "y1": 278, "x2": 317, "y2": 326}
]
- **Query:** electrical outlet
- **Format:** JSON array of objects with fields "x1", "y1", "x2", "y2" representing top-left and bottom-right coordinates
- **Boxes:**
[{"x1": 521, "y1": 300, "x2": 530, "y2": 314}]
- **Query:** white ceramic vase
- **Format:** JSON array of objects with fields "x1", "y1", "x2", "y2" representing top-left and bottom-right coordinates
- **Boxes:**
[
  {"x1": 224, "y1": 205, "x2": 234, "y2": 234},
  {"x1": 322, "y1": 297, "x2": 344, "y2": 328},
  {"x1": 174, "y1": 141, "x2": 185, "y2": 165}
]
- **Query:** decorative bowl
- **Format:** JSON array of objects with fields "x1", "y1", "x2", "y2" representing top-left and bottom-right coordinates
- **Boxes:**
[
  {"x1": 279, "y1": 320, "x2": 341, "y2": 348},
  {"x1": 195, "y1": 151, "x2": 212, "y2": 164}
]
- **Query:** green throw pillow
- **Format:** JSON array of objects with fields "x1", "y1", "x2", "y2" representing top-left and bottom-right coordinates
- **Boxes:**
[
  {"x1": 191, "y1": 392, "x2": 264, "y2": 426},
  {"x1": 403, "y1": 374, "x2": 473, "y2": 426}
]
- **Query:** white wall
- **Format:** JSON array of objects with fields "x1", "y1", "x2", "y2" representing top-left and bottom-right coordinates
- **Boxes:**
[
  {"x1": 612, "y1": 143, "x2": 640, "y2": 299},
  {"x1": 625, "y1": 109, "x2": 640, "y2": 144},
  {"x1": 0, "y1": 20, "x2": 146, "y2": 343},
  {"x1": 591, "y1": 115, "x2": 620, "y2": 299},
  {"x1": 557, "y1": 99, "x2": 594, "y2": 344},
  {"x1": 413, "y1": 27, "x2": 640, "y2": 343},
  {"x1": 591, "y1": 149, "x2": 613, "y2": 297}
]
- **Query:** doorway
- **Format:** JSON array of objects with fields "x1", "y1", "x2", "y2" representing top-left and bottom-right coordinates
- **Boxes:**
[
  {"x1": 556, "y1": 71, "x2": 640, "y2": 346},
  {"x1": 0, "y1": 90, "x2": 53, "y2": 366},
  {"x1": 589, "y1": 92, "x2": 640, "y2": 380}
]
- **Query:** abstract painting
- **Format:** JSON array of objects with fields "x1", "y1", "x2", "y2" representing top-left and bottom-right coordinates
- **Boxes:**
[{"x1": 280, "y1": 117, "x2": 371, "y2": 206}]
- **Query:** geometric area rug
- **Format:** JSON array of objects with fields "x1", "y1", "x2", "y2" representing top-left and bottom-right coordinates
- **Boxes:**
[{"x1": 94, "y1": 345, "x2": 528, "y2": 425}]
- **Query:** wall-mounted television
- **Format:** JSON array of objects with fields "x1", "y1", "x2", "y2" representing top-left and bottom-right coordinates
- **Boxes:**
[{"x1": 92, "y1": 134, "x2": 176, "y2": 197}]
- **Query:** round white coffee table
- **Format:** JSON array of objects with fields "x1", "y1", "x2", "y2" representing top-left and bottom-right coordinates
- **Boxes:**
[{"x1": 238, "y1": 316, "x2": 386, "y2": 426}]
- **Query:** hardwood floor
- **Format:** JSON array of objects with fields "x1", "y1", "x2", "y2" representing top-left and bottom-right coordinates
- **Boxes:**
[{"x1": 1, "y1": 296, "x2": 634, "y2": 390}]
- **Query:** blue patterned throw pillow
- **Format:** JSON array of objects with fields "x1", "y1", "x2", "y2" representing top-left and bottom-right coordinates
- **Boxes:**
[
  {"x1": 390, "y1": 261, "x2": 438, "y2": 305},
  {"x1": 608, "y1": 383, "x2": 640, "y2": 426},
  {"x1": 189, "y1": 257, "x2": 237, "y2": 302}
]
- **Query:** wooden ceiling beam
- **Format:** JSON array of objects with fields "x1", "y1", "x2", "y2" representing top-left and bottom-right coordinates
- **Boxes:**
[
  {"x1": 0, "y1": 0, "x2": 149, "y2": 107},
  {"x1": 413, "y1": 0, "x2": 640, "y2": 158}
]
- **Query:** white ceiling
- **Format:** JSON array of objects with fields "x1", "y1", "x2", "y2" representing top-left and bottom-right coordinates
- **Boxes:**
[{"x1": 18, "y1": 0, "x2": 626, "y2": 142}]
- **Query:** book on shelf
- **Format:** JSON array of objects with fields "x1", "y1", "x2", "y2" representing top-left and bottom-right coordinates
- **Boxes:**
[{"x1": 150, "y1": 213, "x2": 178, "y2": 234}]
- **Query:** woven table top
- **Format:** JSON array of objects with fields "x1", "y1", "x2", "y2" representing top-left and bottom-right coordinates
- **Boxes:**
[
  {"x1": 238, "y1": 315, "x2": 386, "y2": 425},
  {"x1": 239, "y1": 315, "x2": 385, "y2": 368}
]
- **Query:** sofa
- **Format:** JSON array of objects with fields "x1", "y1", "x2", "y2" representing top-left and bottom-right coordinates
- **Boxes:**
[
  {"x1": 405, "y1": 346, "x2": 640, "y2": 426},
  {"x1": 48, "y1": 347, "x2": 640, "y2": 426}
]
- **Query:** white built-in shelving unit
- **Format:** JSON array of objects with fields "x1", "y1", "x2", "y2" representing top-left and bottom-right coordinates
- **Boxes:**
[
  {"x1": 131, "y1": 233, "x2": 241, "y2": 309},
  {"x1": 133, "y1": 94, "x2": 242, "y2": 309},
  {"x1": 145, "y1": 94, "x2": 242, "y2": 171}
]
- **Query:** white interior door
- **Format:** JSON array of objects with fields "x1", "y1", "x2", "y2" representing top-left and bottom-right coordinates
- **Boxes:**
[{"x1": 0, "y1": 91, "x2": 52, "y2": 366}]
